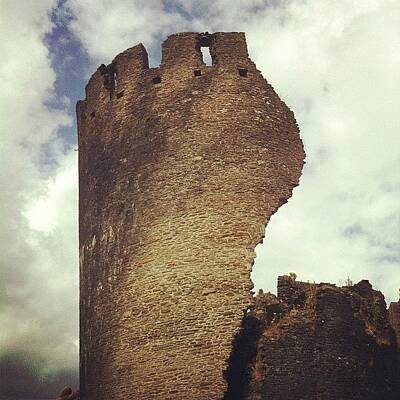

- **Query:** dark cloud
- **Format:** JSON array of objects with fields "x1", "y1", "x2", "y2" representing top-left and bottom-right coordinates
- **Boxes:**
[
  {"x1": 0, "y1": 351, "x2": 78, "y2": 400},
  {"x1": 1, "y1": 1, "x2": 77, "y2": 397},
  {"x1": 343, "y1": 224, "x2": 365, "y2": 238}
]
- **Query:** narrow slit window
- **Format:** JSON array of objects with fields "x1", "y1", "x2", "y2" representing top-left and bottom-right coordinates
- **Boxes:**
[
  {"x1": 200, "y1": 46, "x2": 212, "y2": 66},
  {"x1": 90, "y1": 111, "x2": 95, "y2": 119},
  {"x1": 152, "y1": 76, "x2": 161, "y2": 84},
  {"x1": 194, "y1": 69, "x2": 202, "y2": 77},
  {"x1": 113, "y1": 71, "x2": 118, "y2": 89},
  {"x1": 238, "y1": 68, "x2": 248, "y2": 77}
]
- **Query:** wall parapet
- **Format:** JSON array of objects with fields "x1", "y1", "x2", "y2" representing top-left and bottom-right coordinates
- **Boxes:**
[{"x1": 79, "y1": 32, "x2": 256, "y2": 114}]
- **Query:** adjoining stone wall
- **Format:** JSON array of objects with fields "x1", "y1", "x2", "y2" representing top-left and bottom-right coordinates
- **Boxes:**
[
  {"x1": 246, "y1": 277, "x2": 400, "y2": 400},
  {"x1": 389, "y1": 302, "x2": 400, "y2": 348},
  {"x1": 77, "y1": 32, "x2": 304, "y2": 400}
]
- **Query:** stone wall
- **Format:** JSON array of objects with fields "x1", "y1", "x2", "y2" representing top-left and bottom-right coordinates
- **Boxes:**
[
  {"x1": 389, "y1": 302, "x2": 400, "y2": 348},
  {"x1": 246, "y1": 277, "x2": 399, "y2": 400},
  {"x1": 77, "y1": 32, "x2": 305, "y2": 400}
]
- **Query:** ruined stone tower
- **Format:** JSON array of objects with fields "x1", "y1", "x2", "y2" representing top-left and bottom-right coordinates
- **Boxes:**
[{"x1": 77, "y1": 32, "x2": 305, "y2": 400}]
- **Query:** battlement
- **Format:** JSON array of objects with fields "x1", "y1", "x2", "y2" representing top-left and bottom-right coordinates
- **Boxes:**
[
  {"x1": 160, "y1": 32, "x2": 250, "y2": 67},
  {"x1": 79, "y1": 32, "x2": 256, "y2": 117}
]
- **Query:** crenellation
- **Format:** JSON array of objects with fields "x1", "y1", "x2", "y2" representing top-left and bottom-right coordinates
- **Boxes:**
[
  {"x1": 161, "y1": 32, "x2": 204, "y2": 69},
  {"x1": 210, "y1": 32, "x2": 251, "y2": 66},
  {"x1": 78, "y1": 32, "x2": 273, "y2": 121},
  {"x1": 112, "y1": 43, "x2": 149, "y2": 92}
]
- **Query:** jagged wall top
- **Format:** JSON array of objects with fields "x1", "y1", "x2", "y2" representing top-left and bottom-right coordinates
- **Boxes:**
[{"x1": 78, "y1": 32, "x2": 253, "y2": 111}]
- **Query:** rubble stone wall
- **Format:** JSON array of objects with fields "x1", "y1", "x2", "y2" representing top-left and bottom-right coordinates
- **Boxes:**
[
  {"x1": 389, "y1": 302, "x2": 400, "y2": 348},
  {"x1": 247, "y1": 277, "x2": 399, "y2": 400}
]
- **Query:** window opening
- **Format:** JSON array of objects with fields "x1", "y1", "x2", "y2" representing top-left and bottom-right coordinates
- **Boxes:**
[
  {"x1": 152, "y1": 76, "x2": 161, "y2": 84},
  {"x1": 90, "y1": 111, "x2": 95, "y2": 119},
  {"x1": 200, "y1": 46, "x2": 212, "y2": 66},
  {"x1": 194, "y1": 69, "x2": 202, "y2": 77},
  {"x1": 116, "y1": 91, "x2": 124, "y2": 99},
  {"x1": 238, "y1": 68, "x2": 248, "y2": 77},
  {"x1": 99, "y1": 63, "x2": 117, "y2": 100},
  {"x1": 113, "y1": 71, "x2": 118, "y2": 90}
]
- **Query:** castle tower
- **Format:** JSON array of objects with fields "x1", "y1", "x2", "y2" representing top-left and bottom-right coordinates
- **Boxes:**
[{"x1": 77, "y1": 32, "x2": 305, "y2": 400}]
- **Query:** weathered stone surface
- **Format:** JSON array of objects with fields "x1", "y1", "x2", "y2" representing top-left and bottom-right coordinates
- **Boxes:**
[
  {"x1": 246, "y1": 277, "x2": 400, "y2": 400},
  {"x1": 77, "y1": 32, "x2": 304, "y2": 400},
  {"x1": 389, "y1": 301, "x2": 400, "y2": 348}
]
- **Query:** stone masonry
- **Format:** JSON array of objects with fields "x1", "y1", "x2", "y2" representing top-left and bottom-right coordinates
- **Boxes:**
[
  {"x1": 245, "y1": 277, "x2": 400, "y2": 400},
  {"x1": 77, "y1": 32, "x2": 305, "y2": 400},
  {"x1": 389, "y1": 301, "x2": 400, "y2": 348}
]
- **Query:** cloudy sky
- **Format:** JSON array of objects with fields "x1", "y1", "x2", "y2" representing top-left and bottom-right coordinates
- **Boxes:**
[{"x1": 1, "y1": 0, "x2": 399, "y2": 398}]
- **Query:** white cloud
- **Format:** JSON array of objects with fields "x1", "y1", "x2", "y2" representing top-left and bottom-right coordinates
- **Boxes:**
[
  {"x1": 0, "y1": 0, "x2": 78, "y2": 377},
  {"x1": 24, "y1": 154, "x2": 77, "y2": 234},
  {"x1": 65, "y1": 0, "x2": 189, "y2": 65},
  {"x1": 245, "y1": 0, "x2": 400, "y2": 303}
]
